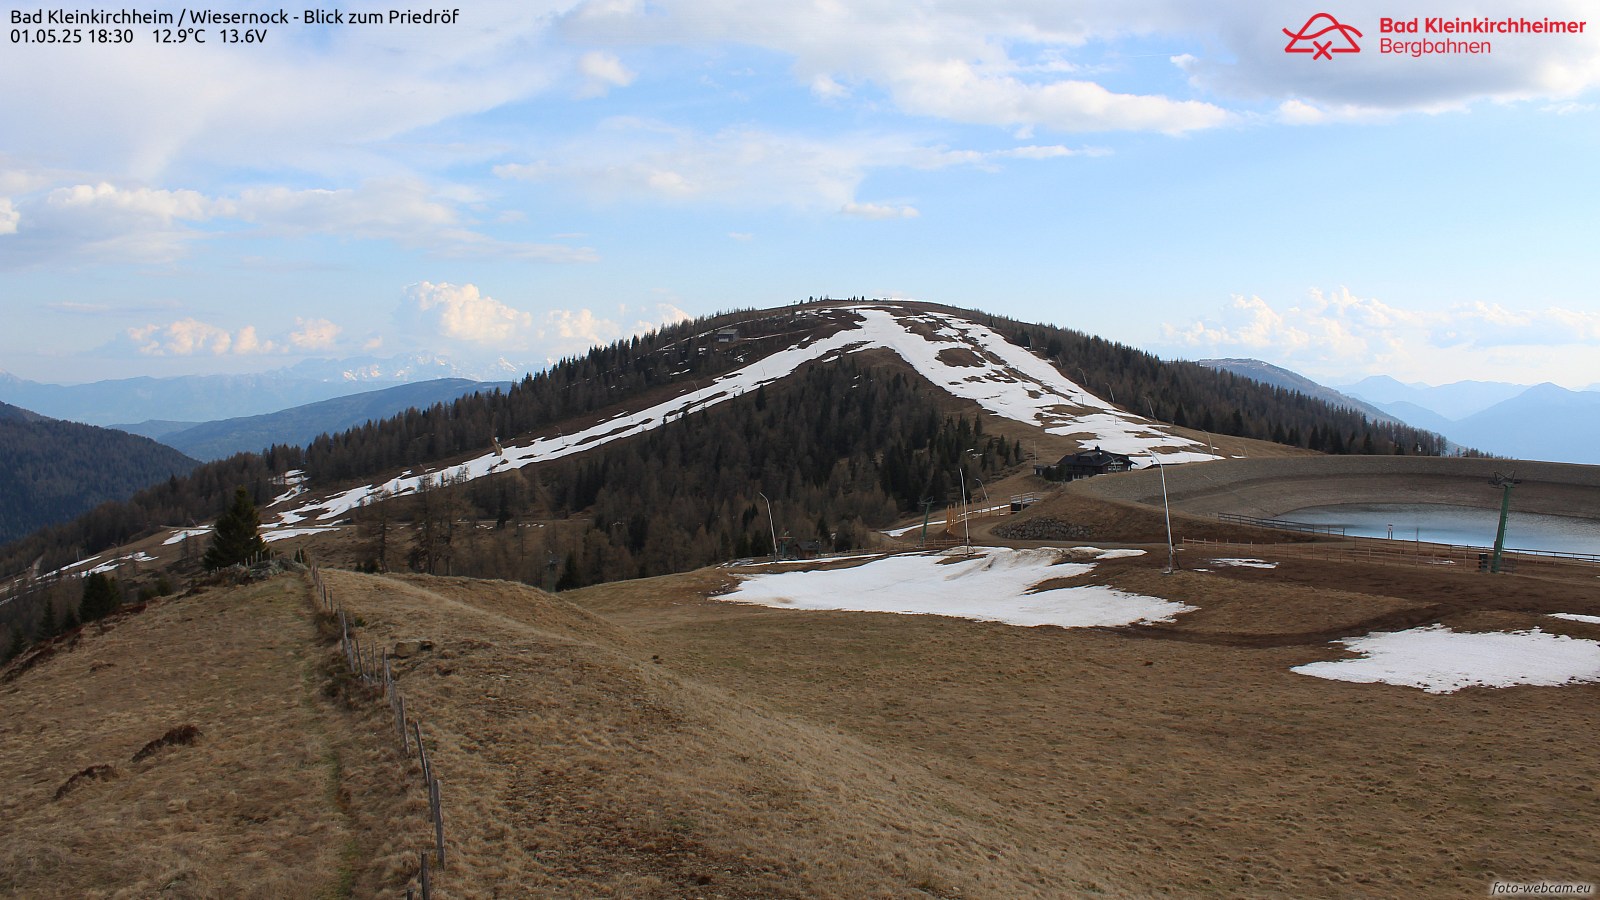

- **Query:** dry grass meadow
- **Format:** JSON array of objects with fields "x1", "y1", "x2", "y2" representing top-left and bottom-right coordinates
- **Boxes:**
[
  {"x1": 0, "y1": 573, "x2": 431, "y2": 898},
  {"x1": 4, "y1": 530, "x2": 1598, "y2": 898}
]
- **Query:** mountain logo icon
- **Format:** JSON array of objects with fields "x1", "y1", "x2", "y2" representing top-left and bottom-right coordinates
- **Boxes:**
[{"x1": 1283, "y1": 13, "x2": 1363, "y2": 59}]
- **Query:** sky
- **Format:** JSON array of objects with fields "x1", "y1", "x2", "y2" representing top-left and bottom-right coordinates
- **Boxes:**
[{"x1": 2, "y1": 0, "x2": 1598, "y2": 389}]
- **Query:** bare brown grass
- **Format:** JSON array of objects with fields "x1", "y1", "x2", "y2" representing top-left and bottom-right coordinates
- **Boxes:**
[
  {"x1": 0, "y1": 578, "x2": 357, "y2": 898},
  {"x1": 322, "y1": 569, "x2": 1121, "y2": 898},
  {"x1": 569, "y1": 551, "x2": 1600, "y2": 899}
]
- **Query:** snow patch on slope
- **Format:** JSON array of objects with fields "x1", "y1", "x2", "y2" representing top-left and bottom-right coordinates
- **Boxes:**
[
  {"x1": 718, "y1": 547, "x2": 1194, "y2": 629},
  {"x1": 1292, "y1": 625, "x2": 1600, "y2": 693},
  {"x1": 1550, "y1": 613, "x2": 1600, "y2": 625}
]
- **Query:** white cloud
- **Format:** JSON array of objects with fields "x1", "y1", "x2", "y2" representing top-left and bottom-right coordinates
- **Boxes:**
[
  {"x1": 576, "y1": 50, "x2": 636, "y2": 97},
  {"x1": 126, "y1": 318, "x2": 237, "y2": 356},
  {"x1": 233, "y1": 326, "x2": 272, "y2": 355},
  {"x1": 497, "y1": 119, "x2": 1102, "y2": 212},
  {"x1": 0, "y1": 178, "x2": 597, "y2": 268},
  {"x1": 230, "y1": 180, "x2": 597, "y2": 262},
  {"x1": 810, "y1": 74, "x2": 850, "y2": 100},
  {"x1": 389, "y1": 282, "x2": 692, "y2": 361},
  {"x1": 289, "y1": 317, "x2": 342, "y2": 351},
  {"x1": 0, "y1": 198, "x2": 19, "y2": 235},
  {"x1": 561, "y1": 0, "x2": 1231, "y2": 134},
  {"x1": 119, "y1": 315, "x2": 359, "y2": 357},
  {"x1": 890, "y1": 59, "x2": 1231, "y2": 133},
  {"x1": 1160, "y1": 287, "x2": 1600, "y2": 385},
  {"x1": 402, "y1": 281, "x2": 535, "y2": 345},
  {"x1": 841, "y1": 201, "x2": 920, "y2": 220},
  {"x1": 532, "y1": 302, "x2": 693, "y2": 359},
  {"x1": 498, "y1": 120, "x2": 875, "y2": 210}
]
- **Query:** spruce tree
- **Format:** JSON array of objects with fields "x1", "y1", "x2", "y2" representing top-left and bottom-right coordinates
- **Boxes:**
[
  {"x1": 204, "y1": 487, "x2": 267, "y2": 570},
  {"x1": 1, "y1": 626, "x2": 22, "y2": 664},
  {"x1": 80, "y1": 572, "x2": 119, "y2": 622}
]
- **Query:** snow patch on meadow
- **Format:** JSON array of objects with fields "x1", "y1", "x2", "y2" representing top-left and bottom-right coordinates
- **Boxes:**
[
  {"x1": 85, "y1": 552, "x2": 156, "y2": 575},
  {"x1": 261, "y1": 526, "x2": 343, "y2": 543},
  {"x1": 719, "y1": 547, "x2": 1193, "y2": 629},
  {"x1": 162, "y1": 528, "x2": 213, "y2": 545},
  {"x1": 1211, "y1": 558, "x2": 1278, "y2": 569},
  {"x1": 1293, "y1": 625, "x2": 1600, "y2": 693},
  {"x1": 1550, "y1": 613, "x2": 1600, "y2": 625}
]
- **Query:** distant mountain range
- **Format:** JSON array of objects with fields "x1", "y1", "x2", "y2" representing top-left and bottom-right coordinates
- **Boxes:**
[
  {"x1": 0, "y1": 401, "x2": 199, "y2": 547},
  {"x1": 1201, "y1": 361, "x2": 1600, "y2": 465},
  {"x1": 127, "y1": 378, "x2": 513, "y2": 461},
  {"x1": 1194, "y1": 359, "x2": 1401, "y2": 426},
  {"x1": 1334, "y1": 376, "x2": 1529, "y2": 421},
  {"x1": 0, "y1": 353, "x2": 528, "y2": 427}
]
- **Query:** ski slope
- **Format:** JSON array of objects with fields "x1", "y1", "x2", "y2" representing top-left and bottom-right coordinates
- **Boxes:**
[{"x1": 260, "y1": 304, "x2": 1219, "y2": 532}]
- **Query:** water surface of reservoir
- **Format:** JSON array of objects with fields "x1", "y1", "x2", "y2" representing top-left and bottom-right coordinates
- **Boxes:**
[{"x1": 1281, "y1": 502, "x2": 1600, "y2": 555}]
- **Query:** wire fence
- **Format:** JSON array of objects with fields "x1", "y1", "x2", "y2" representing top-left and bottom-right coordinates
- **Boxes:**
[
  {"x1": 308, "y1": 560, "x2": 446, "y2": 899},
  {"x1": 1215, "y1": 513, "x2": 1346, "y2": 536}
]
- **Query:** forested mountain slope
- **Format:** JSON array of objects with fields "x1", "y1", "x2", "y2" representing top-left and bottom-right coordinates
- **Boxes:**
[{"x1": 0, "y1": 402, "x2": 199, "y2": 546}]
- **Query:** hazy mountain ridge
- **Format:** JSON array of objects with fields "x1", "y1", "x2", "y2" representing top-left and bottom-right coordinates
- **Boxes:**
[
  {"x1": 1447, "y1": 384, "x2": 1600, "y2": 465},
  {"x1": 0, "y1": 353, "x2": 519, "y2": 427},
  {"x1": 1212, "y1": 363, "x2": 1600, "y2": 465},
  {"x1": 1339, "y1": 375, "x2": 1529, "y2": 421},
  {"x1": 140, "y1": 378, "x2": 514, "y2": 462},
  {"x1": 1194, "y1": 359, "x2": 1400, "y2": 426}
]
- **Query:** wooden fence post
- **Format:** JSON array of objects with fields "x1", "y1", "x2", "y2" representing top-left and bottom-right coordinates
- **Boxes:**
[{"x1": 431, "y1": 777, "x2": 446, "y2": 868}]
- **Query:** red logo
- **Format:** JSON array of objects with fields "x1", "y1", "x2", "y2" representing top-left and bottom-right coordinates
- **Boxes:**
[{"x1": 1284, "y1": 13, "x2": 1363, "y2": 59}]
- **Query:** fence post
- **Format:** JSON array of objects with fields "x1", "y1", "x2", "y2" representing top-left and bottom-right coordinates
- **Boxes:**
[{"x1": 431, "y1": 777, "x2": 446, "y2": 868}]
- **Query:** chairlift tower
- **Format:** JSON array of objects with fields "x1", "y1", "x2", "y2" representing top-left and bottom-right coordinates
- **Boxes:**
[{"x1": 1488, "y1": 471, "x2": 1521, "y2": 574}]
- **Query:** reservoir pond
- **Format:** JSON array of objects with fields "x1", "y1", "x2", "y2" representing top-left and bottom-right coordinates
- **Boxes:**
[{"x1": 1280, "y1": 502, "x2": 1600, "y2": 555}]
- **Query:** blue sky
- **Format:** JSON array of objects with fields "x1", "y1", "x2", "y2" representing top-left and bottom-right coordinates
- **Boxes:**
[{"x1": 2, "y1": 0, "x2": 1598, "y2": 388}]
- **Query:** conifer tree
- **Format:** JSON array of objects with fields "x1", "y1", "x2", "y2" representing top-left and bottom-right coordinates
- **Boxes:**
[
  {"x1": 1, "y1": 626, "x2": 22, "y2": 664},
  {"x1": 204, "y1": 487, "x2": 267, "y2": 570},
  {"x1": 80, "y1": 572, "x2": 119, "y2": 622}
]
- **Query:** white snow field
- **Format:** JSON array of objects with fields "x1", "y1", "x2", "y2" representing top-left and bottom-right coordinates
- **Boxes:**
[
  {"x1": 257, "y1": 304, "x2": 1217, "y2": 534},
  {"x1": 1550, "y1": 613, "x2": 1600, "y2": 625},
  {"x1": 1210, "y1": 558, "x2": 1278, "y2": 569},
  {"x1": 1292, "y1": 625, "x2": 1600, "y2": 693},
  {"x1": 1079, "y1": 547, "x2": 1147, "y2": 560},
  {"x1": 162, "y1": 528, "x2": 213, "y2": 545},
  {"x1": 261, "y1": 526, "x2": 343, "y2": 543},
  {"x1": 718, "y1": 547, "x2": 1194, "y2": 629}
]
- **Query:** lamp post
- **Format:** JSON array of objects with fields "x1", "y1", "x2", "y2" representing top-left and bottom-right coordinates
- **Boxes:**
[
  {"x1": 1149, "y1": 452, "x2": 1175, "y2": 574},
  {"x1": 958, "y1": 468, "x2": 972, "y2": 556},
  {"x1": 966, "y1": 449, "x2": 990, "y2": 507},
  {"x1": 758, "y1": 491, "x2": 778, "y2": 563}
]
